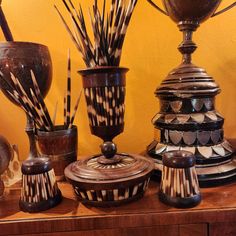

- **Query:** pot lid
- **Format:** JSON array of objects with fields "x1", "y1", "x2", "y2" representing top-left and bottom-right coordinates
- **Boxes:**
[{"x1": 65, "y1": 153, "x2": 154, "y2": 184}]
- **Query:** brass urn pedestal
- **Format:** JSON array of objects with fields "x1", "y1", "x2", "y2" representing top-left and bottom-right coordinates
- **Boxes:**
[{"x1": 146, "y1": 0, "x2": 236, "y2": 187}]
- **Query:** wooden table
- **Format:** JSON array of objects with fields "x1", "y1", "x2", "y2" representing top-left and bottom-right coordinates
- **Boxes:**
[{"x1": 1, "y1": 180, "x2": 236, "y2": 236}]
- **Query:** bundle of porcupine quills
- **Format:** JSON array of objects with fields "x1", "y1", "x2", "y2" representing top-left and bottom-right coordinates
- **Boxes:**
[{"x1": 55, "y1": 0, "x2": 138, "y2": 67}]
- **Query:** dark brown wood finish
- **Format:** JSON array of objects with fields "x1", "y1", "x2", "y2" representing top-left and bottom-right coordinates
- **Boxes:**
[
  {"x1": 79, "y1": 67, "x2": 127, "y2": 143},
  {"x1": 0, "y1": 4, "x2": 14, "y2": 41},
  {"x1": 76, "y1": 67, "x2": 154, "y2": 207},
  {"x1": 147, "y1": 0, "x2": 236, "y2": 21},
  {"x1": 0, "y1": 42, "x2": 52, "y2": 102},
  {"x1": 2, "y1": 178, "x2": 236, "y2": 235},
  {"x1": 37, "y1": 125, "x2": 78, "y2": 181},
  {"x1": 160, "y1": 150, "x2": 201, "y2": 208},
  {"x1": 19, "y1": 158, "x2": 62, "y2": 213},
  {"x1": 162, "y1": 150, "x2": 195, "y2": 168},
  {"x1": 64, "y1": 154, "x2": 154, "y2": 207},
  {"x1": 79, "y1": 67, "x2": 128, "y2": 88},
  {"x1": 0, "y1": 42, "x2": 53, "y2": 160}
]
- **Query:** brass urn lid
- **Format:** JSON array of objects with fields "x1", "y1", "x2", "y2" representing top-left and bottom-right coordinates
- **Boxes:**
[{"x1": 156, "y1": 63, "x2": 220, "y2": 98}]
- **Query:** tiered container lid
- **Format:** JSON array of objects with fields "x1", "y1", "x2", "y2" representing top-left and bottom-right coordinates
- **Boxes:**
[{"x1": 156, "y1": 63, "x2": 220, "y2": 97}]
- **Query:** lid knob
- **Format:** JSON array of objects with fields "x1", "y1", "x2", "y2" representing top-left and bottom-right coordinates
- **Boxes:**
[{"x1": 101, "y1": 141, "x2": 117, "y2": 159}]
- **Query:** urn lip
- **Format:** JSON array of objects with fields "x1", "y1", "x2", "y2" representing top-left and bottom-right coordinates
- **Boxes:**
[
  {"x1": 79, "y1": 66, "x2": 128, "y2": 88},
  {"x1": 21, "y1": 157, "x2": 52, "y2": 175},
  {"x1": 37, "y1": 125, "x2": 77, "y2": 136},
  {"x1": 0, "y1": 41, "x2": 49, "y2": 50},
  {"x1": 163, "y1": 150, "x2": 195, "y2": 168},
  {"x1": 162, "y1": 0, "x2": 222, "y2": 24},
  {"x1": 78, "y1": 66, "x2": 129, "y2": 76}
]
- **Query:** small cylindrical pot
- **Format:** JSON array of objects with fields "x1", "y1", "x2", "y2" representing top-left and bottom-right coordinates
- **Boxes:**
[
  {"x1": 159, "y1": 150, "x2": 201, "y2": 208},
  {"x1": 79, "y1": 67, "x2": 128, "y2": 141},
  {"x1": 19, "y1": 157, "x2": 62, "y2": 213},
  {"x1": 37, "y1": 125, "x2": 78, "y2": 181}
]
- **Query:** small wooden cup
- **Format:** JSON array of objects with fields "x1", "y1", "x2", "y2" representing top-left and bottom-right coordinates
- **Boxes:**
[
  {"x1": 37, "y1": 125, "x2": 78, "y2": 181},
  {"x1": 159, "y1": 151, "x2": 201, "y2": 208},
  {"x1": 19, "y1": 158, "x2": 62, "y2": 213}
]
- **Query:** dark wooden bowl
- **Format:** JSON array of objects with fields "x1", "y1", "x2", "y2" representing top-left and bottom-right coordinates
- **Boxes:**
[
  {"x1": 162, "y1": 0, "x2": 221, "y2": 23},
  {"x1": 0, "y1": 41, "x2": 52, "y2": 104},
  {"x1": 65, "y1": 154, "x2": 154, "y2": 207}
]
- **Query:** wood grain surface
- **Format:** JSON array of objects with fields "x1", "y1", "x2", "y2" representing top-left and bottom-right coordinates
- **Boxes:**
[
  {"x1": 1, "y1": 141, "x2": 236, "y2": 236},
  {"x1": 1, "y1": 179, "x2": 236, "y2": 235}
]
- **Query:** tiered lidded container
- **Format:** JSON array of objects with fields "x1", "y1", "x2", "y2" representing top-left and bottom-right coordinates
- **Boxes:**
[
  {"x1": 147, "y1": 62, "x2": 235, "y2": 187},
  {"x1": 146, "y1": 0, "x2": 236, "y2": 187}
]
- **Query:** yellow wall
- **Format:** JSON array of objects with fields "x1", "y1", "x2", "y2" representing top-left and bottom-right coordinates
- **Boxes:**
[{"x1": 0, "y1": 0, "x2": 235, "y2": 160}]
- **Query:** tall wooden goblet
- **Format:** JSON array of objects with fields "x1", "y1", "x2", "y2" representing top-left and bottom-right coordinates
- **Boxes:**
[
  {"x1": 64, "y1": 67, "x2": 154, "y2": 207},
  {"x1": 80, "y1": 67, "x2": 127, "y2": 161},
  {"x1": 0, "y1": 42, "x2": 52, "y2": 159}
]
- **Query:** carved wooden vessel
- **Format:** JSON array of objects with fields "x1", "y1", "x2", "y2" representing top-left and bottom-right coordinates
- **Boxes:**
[
  {"x1": 159, "y1": 151, "x2": 201, "y2": 208},
  {"x1": 19, "y1": 158, "x2": 62, "y2": 213},
  {"x1": 37, "y1": 125, "x2": 78, "y2": 181},
  {"x1": 64, "y1": 67, "x2": 154, "y2": 207},
  {"x1": 146, "y1": 0, "x2": 236, "y2": 187},
  {"x1": 65, "y1": 154, "x2": 154, "y2": 207},
  {"x1": 0, "y1": 42, "x2": 52, "y2": 159}
]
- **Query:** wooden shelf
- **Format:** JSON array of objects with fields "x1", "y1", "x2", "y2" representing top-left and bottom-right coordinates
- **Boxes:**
[{"x1": 1, "y1": 179, "x2": 236, "y2": 235}]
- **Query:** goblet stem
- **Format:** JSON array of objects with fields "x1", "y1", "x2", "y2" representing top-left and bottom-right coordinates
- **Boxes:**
[
  {"x1": 177, "y1": 21, "x2": 199, "y2": 64},
  {"x1": 25, "y1": 115, "x2": 38, "y2": 159}
]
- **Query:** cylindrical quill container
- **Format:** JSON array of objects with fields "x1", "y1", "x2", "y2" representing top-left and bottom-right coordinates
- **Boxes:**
[
  {"x1": 159, "y1": 151, "x2": 201, "y2": 208},
  {"x1": 37, "y1": 125, "x2": 78, "y2": 181},
  {"x1": 19, "y1": 158, "x2": 62, "y2": 213},
  {"x1": 79, "y1": 67, "x2": 128, "y2": 142}
]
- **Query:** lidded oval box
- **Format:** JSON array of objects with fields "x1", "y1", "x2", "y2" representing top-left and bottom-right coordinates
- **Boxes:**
[{"x1": 65, "y1": 153, "x2": 154, "y2": 207}]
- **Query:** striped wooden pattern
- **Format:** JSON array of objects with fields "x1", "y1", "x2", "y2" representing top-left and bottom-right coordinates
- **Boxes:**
[
  {"x1": 74, "y1": 178, "x2": 150, "y2": 202},
  {"x1": 20, "y1": 169, "x2": 60, "y2": 203},
  {"x1": 84, "y1": 86, "x2": 125, "y2": 127},
  {"x1": 87, "y1": 156, "x2": 134, "y2": 169},
  {"x1": 160, "y1": 166, "x2": 200, "y2": 198}
]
